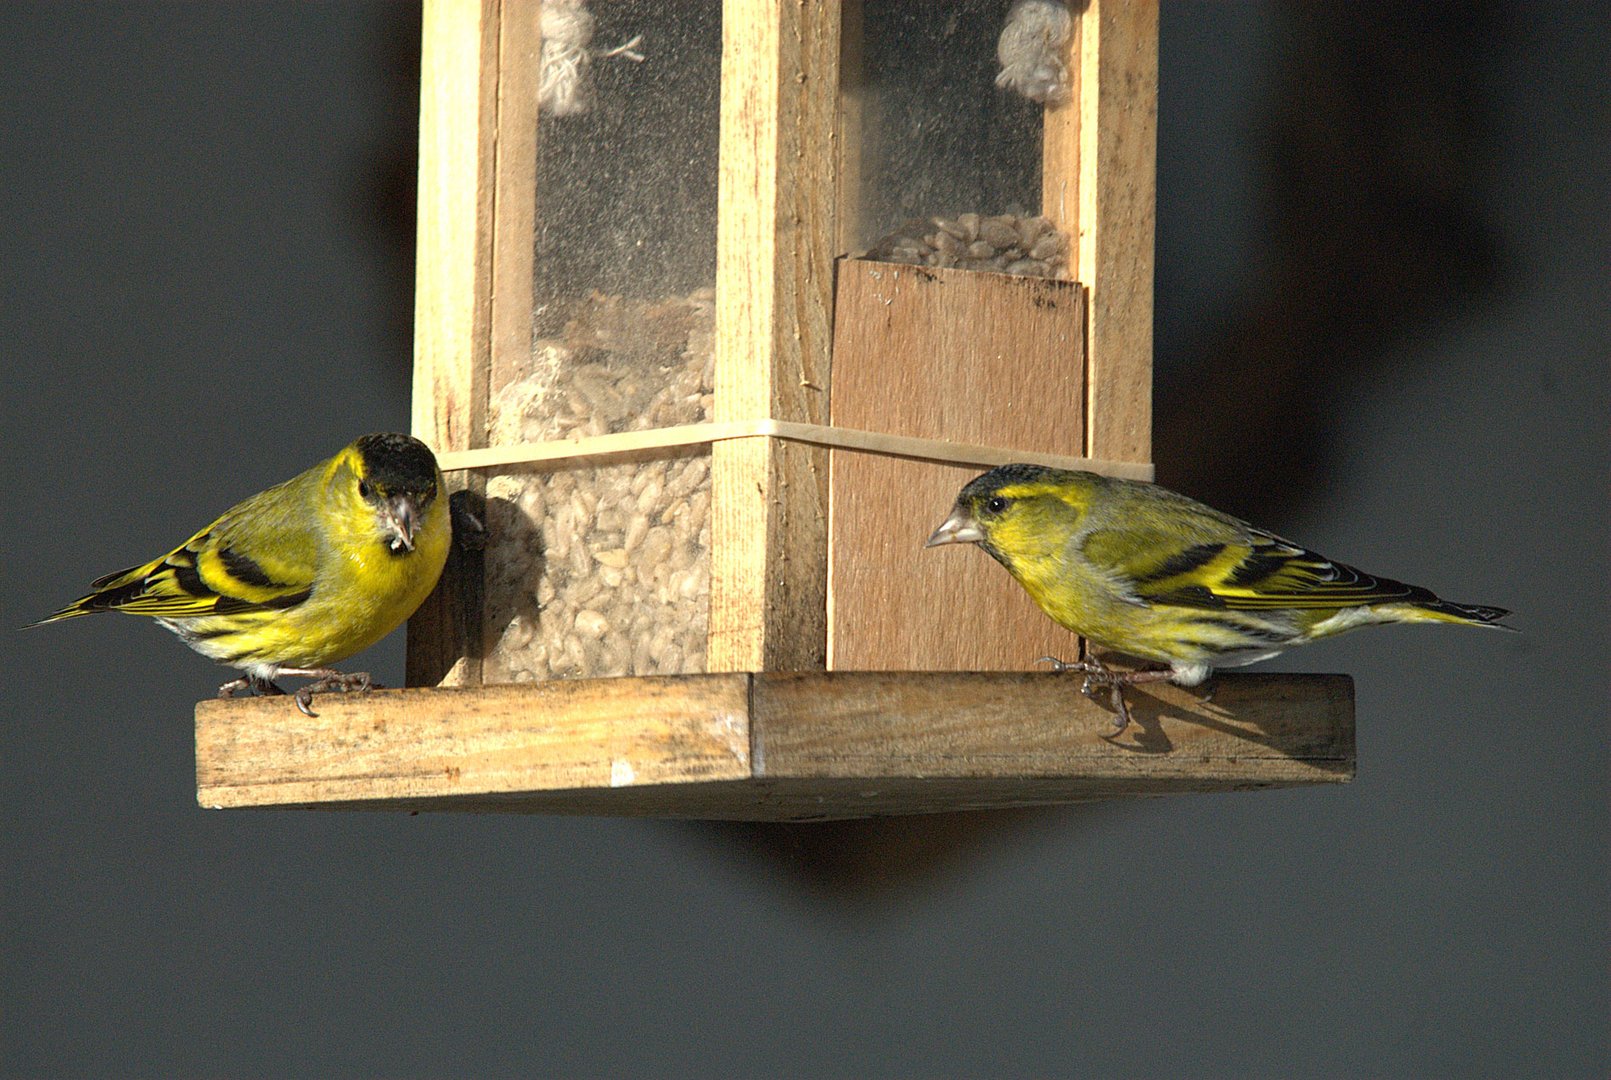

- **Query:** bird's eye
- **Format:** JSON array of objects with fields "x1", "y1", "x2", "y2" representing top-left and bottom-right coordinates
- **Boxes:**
[
  {"x1": 986, "y1": 496, "x2": 1009, "y2": 514},
  {"x1": 358, "y1": 479, "x2": 373, "y2": 499}
]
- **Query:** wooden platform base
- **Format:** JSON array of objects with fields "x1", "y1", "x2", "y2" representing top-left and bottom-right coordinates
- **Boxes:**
[{"x1": 195, "y1": 672, "x2": 1353, "y2": 820}]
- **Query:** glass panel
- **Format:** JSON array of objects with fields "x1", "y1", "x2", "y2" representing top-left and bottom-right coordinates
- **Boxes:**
[
  {"x1": 484, "y1": 0, "x2": 720, "y2": 682},
  {"x1": 845, "y1": 0, "x2": 1070, "y2": 277}
]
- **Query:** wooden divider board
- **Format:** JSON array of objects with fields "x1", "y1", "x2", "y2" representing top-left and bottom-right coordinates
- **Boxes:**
[{"x1": 827, "y1": 261, "x2": 1086, "y2": 670}]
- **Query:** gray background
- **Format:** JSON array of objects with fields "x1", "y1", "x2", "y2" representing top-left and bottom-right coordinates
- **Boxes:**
[{"x1": 3, "y1": 4, "x2": 1605, "y2": 1077}]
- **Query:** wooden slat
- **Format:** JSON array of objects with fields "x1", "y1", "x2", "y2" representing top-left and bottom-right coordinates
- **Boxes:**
[
  {"x1": 407, "y1": 0, "x2": 501, "y2": 688},
  {"x1": 753, "y1": 672, "x2": 1354, "y2": 782},
  {"x1": 410, "y1": 0, "x2": 497, "y2": 458},
  {"x1": 1073, "y1": 0, "x2": 1157, "y2": 464},
  {"x1": 827, "y1": 262, "x2": 1086, "y2": 671},
  {"x1": 1036, "y1": 0, "x2": 1157, "y2": 679},
  {"x1": 197, "y1": 676, "x2": 753, "y2": 810},
  {"x1": 478, "y1": 0, "x2": 540, "y2": 677},
  {"x1": 835, "y1": 0, "x2": 866, "y2": 255},
  {"x1": 195, "y1": 673, "x2": 1355, "y2": 820},
  {"x1": 408, "y1": 0, "x2": 539, "y2": 688},
  {"x1": 489, "y1": 0, "x2": 539, "y2": 392},
  {"x1": 709, "y1": 0, "x2": 842, "y2": 673},
  {"x1": 1040, "y1": 0, "x2": 1081, "y2": 234}
]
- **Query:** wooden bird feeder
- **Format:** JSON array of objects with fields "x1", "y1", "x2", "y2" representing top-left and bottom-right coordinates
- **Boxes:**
[{"x1": 196, "y1": 0, "x2": 1354, "y2": 819}]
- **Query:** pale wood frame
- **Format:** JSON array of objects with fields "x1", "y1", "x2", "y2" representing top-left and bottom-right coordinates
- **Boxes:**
[
  {"x1": 408, "y1": 0, "x2": 540, "y2": 688},
  {"x1": 407, "y1": 0, "x2": 1158, "y2": 684},
  {"x1": 708, "y1": 0, "x2": 842, "y2": 672}
]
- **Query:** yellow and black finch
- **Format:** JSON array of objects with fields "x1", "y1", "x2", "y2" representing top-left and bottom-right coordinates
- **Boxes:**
[
  {"x1": 928, "y1": 464, "x2": 1513, "y2": 731},
  {"x1": 31, "y1": 433, "x2": 451, "y2": 715}
]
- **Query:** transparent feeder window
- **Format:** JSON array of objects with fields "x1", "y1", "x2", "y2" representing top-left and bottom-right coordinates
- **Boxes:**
[
  {"x1": 848, "y1": 0, "x2": 1070, "y2": 277},
  {"x1": 485, "y1": 0, "x2": 720, "y2": 682}
]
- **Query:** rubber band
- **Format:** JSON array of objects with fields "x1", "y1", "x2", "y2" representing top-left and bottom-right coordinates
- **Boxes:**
[{"x1": 434, "y1": 419, "x2": 1153, "y2": 481}]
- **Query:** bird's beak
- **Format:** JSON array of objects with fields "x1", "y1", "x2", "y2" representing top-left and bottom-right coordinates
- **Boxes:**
[
  {"x1": 925, "y1": 509, "x2": 984, "y2": 548},
  {"x1": 383, "y1": 495, "x2": 420, "y2": 552}
]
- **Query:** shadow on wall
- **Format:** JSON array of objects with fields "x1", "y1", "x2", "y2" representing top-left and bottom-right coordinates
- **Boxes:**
[
  {"x1": 365, "y1": 1, "x2": 1505, "y2": 899},
  {"x1": 708, "y1": 1, "x2": 1507, "y2": 900}
]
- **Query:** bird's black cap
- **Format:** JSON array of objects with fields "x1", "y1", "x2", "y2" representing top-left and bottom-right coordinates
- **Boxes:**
[
  {"x1": 959, "y1": 463, "x2": 1062, "y2": 498},
  {"x1": 355, "y1": 432, "x2": 439, "y2": 495}
]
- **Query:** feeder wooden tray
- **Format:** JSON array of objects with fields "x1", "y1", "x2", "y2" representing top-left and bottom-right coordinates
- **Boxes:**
[{"x1": 195, "y1": 672, "x2": 1354, "y2": 820}]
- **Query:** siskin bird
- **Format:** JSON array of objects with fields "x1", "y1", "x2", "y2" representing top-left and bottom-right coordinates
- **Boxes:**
[
  {"x1": 927, "y1": 463, "x2": 1514, "y2": 731},
  {"x1": 30, "y1": 433, "x2": 452, "y2": 715}
]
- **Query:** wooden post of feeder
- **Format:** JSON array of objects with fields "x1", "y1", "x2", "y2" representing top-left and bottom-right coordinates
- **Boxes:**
[
  {"x1": 1043, "y1": 0, "x2": 1158, "y2": 467},
  {"x1": 408, "y1": 0, "x2": 539, "y2": 689},
  {"x1": 708, "y1": 0, "x2": 842, "y2": 673}
]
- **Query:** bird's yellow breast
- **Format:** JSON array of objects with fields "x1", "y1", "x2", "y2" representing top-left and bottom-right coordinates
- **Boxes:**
[
  {"x1": 292, "y1": 494, "x2": 451, "y2": 666},
  {"x1": 177, "y1": 491, "x2": 450, "y2": 671}
]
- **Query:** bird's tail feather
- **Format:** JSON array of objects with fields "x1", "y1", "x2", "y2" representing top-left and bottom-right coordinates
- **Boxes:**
[
  {"x1": 23, "y1": 561, "x2": 161, "y2": 629},
  {"x1": 22, "y1": 604, "x2": 88, "y2": 629},
  {"x1": 1410, "y1": 598, "x2": 1516, "y2": 630},
  {"x1": 22, "y1": 595, "x2": 104, "y2": 628}
]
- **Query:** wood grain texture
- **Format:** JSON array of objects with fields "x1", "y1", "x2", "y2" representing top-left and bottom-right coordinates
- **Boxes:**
[
  {"x1": 753, "y1": 672, "x2": 1354, "y2": 781},
  {"x1": 1074, "y1": 0, "x2": 1157, "y2": 464},
  {"x1": 477, "y1": 0, "x2": 540, "y2": 677},
  {"x1": 835, "y1": 0, "x2": 866, "y2": 254},
  {"x1": 407, "y1": 0, "x2": 500, "y2": 688},
  {"x1": 197, "y1": 676, "x2": 752, "y2": 809},
  {"x1": 489, "y1": 0, "x2": 538, "y2": 393},
  {"x1": 1040, "y1": 4, "x2": 1081, "y2": 232},
  {"x1": 709, "y1": 0, "x2": 841, "y2": 673},
  {"x1": 195, "y1": 672, "x2": 1354, "y2": 820},
  {"x1": 827, "y1": 261, "x2": 1086, "y2": 671}
]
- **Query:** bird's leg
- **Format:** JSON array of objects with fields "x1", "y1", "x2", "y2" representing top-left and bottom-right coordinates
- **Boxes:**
[
  {"x1": 217, "y1": 674, "x2": 286, "y2": 699},
  {"x1": 217, "y1": 677, "x2": 251, "y2": 698},
  {"x1": 273, "y1": 668, "x2": 380, "y2": 718},
  {"x1": 1037, "y1": 654, "x2": 1174, "y2": 733}
]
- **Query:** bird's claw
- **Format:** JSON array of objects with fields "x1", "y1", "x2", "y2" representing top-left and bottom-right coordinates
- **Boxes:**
[
  {"x1": 1107, "y1": 684, "x2": 1133, "y2": 734},
  {"x1": 217, "y1": 668, "x2": 378, "y2": 715},
  {"x1": 293, "y1": 671, "x2": 377, "y2": 717},
  {"x1": 1038, "y1": 653, "x2": 1155, "y2": 734}
]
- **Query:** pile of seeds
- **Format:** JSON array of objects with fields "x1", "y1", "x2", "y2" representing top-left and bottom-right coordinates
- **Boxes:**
[
  {"x1": 862, "y1": 213, "x2": 1069, "y2": 278},
  {"x1": 482, "y1": 287, "x2": 714, "y2": 682}
]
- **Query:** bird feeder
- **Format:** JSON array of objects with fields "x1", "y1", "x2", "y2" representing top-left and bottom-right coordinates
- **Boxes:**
[{"x1": 196, "y1": 0, "x2": 1354, "y2": 818}]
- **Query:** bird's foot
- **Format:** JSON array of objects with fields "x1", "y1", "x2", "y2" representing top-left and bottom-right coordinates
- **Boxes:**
[
  {"x1": 1037, "y1": 655, "x2": 1174, "y2": 734},
  {"x1": 271, "y1": 668, "x2": 381, "y2": 717},
  {"x1": 217, "y1": 675, "x2": 286, "y2": 699}
]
